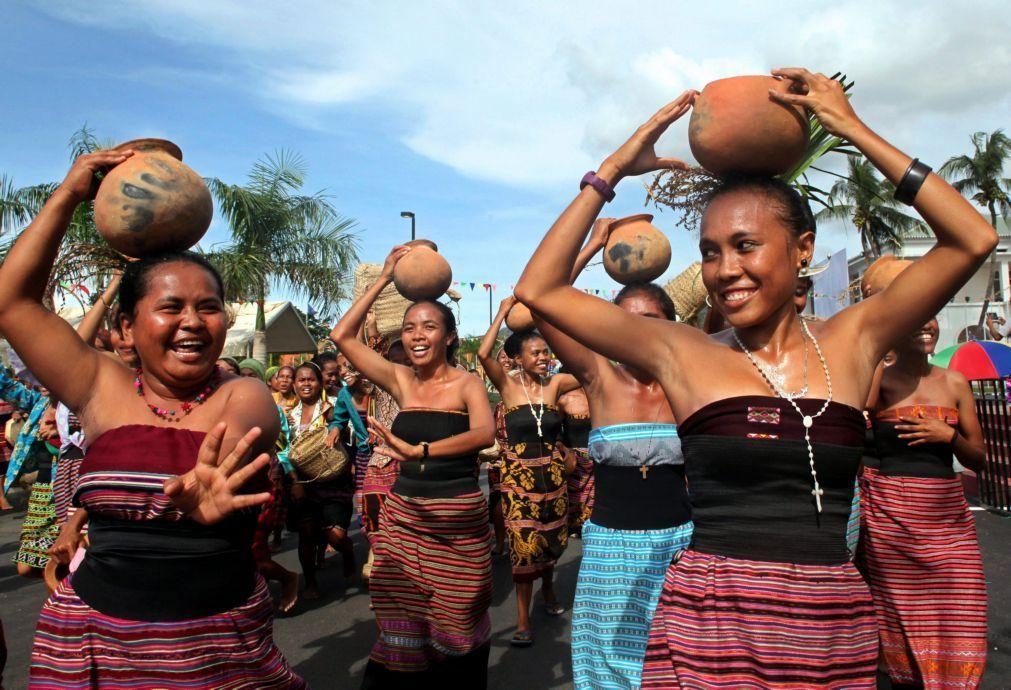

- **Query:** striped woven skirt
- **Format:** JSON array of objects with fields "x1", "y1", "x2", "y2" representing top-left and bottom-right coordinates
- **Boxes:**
[
  {"x1": 572, "y1": 519, "x2": 693, "y2": 690},
  {"x1": 501, "y1": 453, "x2": 568, "y2": 582},
  {"x1": 360, "y1": 454, "x2": 399, "y2": 541},
  {"x1": 369, "y1": 490, "x2": 492, "y2": 673},
  {"x1": 51, "y1": 447, "x2": 84, "y2": 525},
  {"x1": 641, "y1": 550, "x2": 878, "y2": 689},
  {"x1": 566, "y1": 448, "x2": 595, "y2": 533},
  {"x1": 15, "y1": 482, "x2": 59, "y2": 569},
  {"x1": 30, "y1": 574, "x2": 306, "y2": 689},
  {"x1": 859, "y1": 467, "x2": 987, "y2": 688}
]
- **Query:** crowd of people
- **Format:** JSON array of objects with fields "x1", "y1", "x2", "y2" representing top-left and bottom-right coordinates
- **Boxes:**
[{"x1": 0, "y1": 68, "x2": 997, "y2": 689}]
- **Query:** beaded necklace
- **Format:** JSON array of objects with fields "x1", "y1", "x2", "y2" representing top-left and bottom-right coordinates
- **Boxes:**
[
  {"x1": 134, "y1": 367, "x2": 219, "y2": 422},
  {"x1": 733, "y1": 318, "x2": 833, "y2": 512},
  {"x1": 519, "y1": 370, "x2": 546, "y2": 438}
]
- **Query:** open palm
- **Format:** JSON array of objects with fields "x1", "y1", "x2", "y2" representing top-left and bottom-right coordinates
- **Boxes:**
[{"x1": 164, "y1": 423, "x2": 272, "y2": 524}]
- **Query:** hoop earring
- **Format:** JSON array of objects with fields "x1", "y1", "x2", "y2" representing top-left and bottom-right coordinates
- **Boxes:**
[{"x1": 705, "y1": 294, "x2": 713, "y2": 308}]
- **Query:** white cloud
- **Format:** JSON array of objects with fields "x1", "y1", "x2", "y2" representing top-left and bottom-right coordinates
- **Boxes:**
[{"x1": 36, "y1": 0, "x2": 1011, "y2": 191}]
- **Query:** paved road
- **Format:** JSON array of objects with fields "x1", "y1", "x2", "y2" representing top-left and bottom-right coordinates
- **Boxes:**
[{"x1": 1, "y1": 500, "x2": 1009, "y2": 689}]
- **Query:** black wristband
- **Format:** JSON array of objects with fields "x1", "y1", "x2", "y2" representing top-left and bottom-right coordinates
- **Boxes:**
[
  {"x1": 421, "y1": 441, "x2": 430, "y2": 459},
  {"x1": 894, "y1": 158, "x2": 931, "y2": 205}
]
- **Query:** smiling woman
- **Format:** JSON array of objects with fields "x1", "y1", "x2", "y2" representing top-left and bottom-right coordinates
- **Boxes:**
[{"x1": 0, "y1": 151, "x2": 304, "y2": 687}]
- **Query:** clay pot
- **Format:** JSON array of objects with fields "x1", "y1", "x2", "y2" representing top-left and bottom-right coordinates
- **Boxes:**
[
  {"x1": 506, "y1": 302, "x2": 535, "y2": 332},
  {"x1": 405, "y1": 238, "x2": 439, "y2": 251},
  {"x1": 603, "y1": 214, "x2": 672, "y2": 284},
  {"x1": 392, "y1": 243, "x2": 452, "y2": 301},
  {"x1": 689, "y1": 76, "x2": 809, "y2": 176},
  {"x1": 93, "y1": 139, "x2": 213, "y2": 257},
  {"x1": 861, "y1": 255, "x2": 912, "y2": 298}
]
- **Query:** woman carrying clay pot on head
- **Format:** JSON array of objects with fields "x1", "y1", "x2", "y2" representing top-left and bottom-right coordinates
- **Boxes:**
[
  {"x1": 0, "y1": 150, "x2": 304, "y2": 687},
  {"x1": 477, "y1": 298, "x2": 581, "y2": 647},
  {"x1": 331, "y1": 246, "x2": 496, "y2": 687},
  {"x1": 857, "y1": 261, "x2": 988, "y2": 688},
  {"x1": 515, "y1": 72, "x2": 996, "y2": 688},
  {"x1": 523, "y1": 216, "x2": 691, "y2": 687}
]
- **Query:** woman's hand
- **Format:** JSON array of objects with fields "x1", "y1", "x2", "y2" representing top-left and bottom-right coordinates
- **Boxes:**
[
  {"x1": 325, "y1": 427, "x2": 341, "y2": 449},
  {"x1": 164, "y1": 423, "x2": 272, "y2": 524},
  {"x1": 49, "y1": 521, "x2": 84, "y2": 565},
  {"x1": 769, "y1": 68, "x2": 863, "y2": 140},
  {"x1": 599, "y1": 90, "x2": 696, "y2": 183},
  {"x1": 498, "y1": 295, "x2": 517, "y2": 316},
  {"x1": 58, "y1": 149, "x2": 135, "y2": 205},
  {"x1": 895, "y1": 414, "x2": 959, "y2": 446},
  {"x1": 379, "y1": 245, "x2": 412, "y2": 281},
  {"x1": 367, "y1": 415, "x2": 422, "y2": 461},
  {"x1": 588, "y1": 217, "x2": 617, "y2": 251}
]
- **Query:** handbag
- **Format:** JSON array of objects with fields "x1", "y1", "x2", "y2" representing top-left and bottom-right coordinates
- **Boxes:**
[{"x1": 287, "y1": 409, "x2": 349, "y2": 483}]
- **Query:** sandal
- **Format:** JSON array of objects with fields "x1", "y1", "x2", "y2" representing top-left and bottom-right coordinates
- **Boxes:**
[
  {"x1": 544, "y1": 602, "x2": 566, "y2": 617},
  {"x1": 510, "y1": 630, "x2": 534, "y2": 648}
]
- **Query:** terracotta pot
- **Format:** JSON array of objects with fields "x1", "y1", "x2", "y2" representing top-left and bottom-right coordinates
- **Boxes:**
[
  {"x1": 392, "y1": 244, "x2": 452, "y2": 301},
  {"x1": 689, "y1": 76, "x2": 809, "y2": 176},
  {"x1": 603, "y1": 214, "x2": 672, "y2": 284},
  {"x1": 861, "y1": 255, "x2": 912, "y2": 298},
  {"x1": 93, "y1": 139, "x2": 213, "y2": 257},
  {"x1": 405, "y1": 238, "x2": 438, "y2": 251},
  {"x1": 506, "y1": 302, "x2": 535, "y2": 332}
]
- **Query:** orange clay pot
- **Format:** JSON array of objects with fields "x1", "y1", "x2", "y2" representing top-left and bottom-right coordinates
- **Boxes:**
[
  {"x1": 603, "y1": 214, "x2": 672, "y2": 284},
  {"x1": 506, "y1": 302, "x2": 535, "y2": 332},
  {"x1": 861, "y1": 255, "x2": 913, "y2": 298},
  {"x1": 392, "y1": 243, "x2": 452, "y2": 301},
  {"x1": 689, "y1": 76, "x2": 809, "y2": 176},
  {"x1": 93, "y1": 139, "x2": 213, "y2": 257}
]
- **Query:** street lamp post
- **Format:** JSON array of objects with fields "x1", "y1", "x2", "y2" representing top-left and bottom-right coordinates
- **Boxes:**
[{"x1": 400, "y1": 211, "x2": 416, "y2": 241}]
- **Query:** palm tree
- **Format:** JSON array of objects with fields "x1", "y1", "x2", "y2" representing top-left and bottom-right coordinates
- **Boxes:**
[
  {"x1": 939, "y1": 130, "x2": 1011, "y2": 324},
  {"x1": 1, "y1": 126, "x2": 123, "y2": 306},
  {"x1": 204, "y1": 151, "x2": 359, "y2": 363},
  {"x1": 815, "y1": 156, "x2": 928, "y2": 259}
]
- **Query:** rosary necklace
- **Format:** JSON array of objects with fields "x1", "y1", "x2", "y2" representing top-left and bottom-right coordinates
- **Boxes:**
[
  {"x1": 520, "y1": 370, "x2": 546, "y2": 439},
  {"x1": 135, "y1": 368, "x2": 218, "y2": 422},
  {"x1": 733, "y1": 318, "x2": 833, "y2": 512}
]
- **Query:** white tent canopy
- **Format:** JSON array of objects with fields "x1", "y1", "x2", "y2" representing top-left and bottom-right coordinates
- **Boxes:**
[{"x1": 222, "y1": 301, "x2": 316, "y2": 358}]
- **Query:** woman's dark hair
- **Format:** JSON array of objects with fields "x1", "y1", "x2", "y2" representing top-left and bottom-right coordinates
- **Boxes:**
[
  {"x1": 294, "y1": 361, "x2": 322, "y2": 383},
  {"x1": 503, "y1": 330, "x2": 544, "y2": 359},
  {"x1": 119, "y1": 251, "x2": 225, "y2": 318},
  {"x1": 277, "y1": 365, "x2": 296, "y2": 376},
  {"x1": 404, "y1": 300, "x2": 459, "y2": 363},
  {"x1": 614, "y1": 282, "x2": 677, "y2": 321},
  {"x1": 312, "y1": 351, "x2": 338, "y2": 367},
  {"x1": 704, "y1": 175, "x2": 816, "y2": 237}
]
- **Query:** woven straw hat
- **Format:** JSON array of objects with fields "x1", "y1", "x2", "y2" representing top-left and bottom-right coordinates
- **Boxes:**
[{"x1": 664, "y1": 262, "x2": 708, "y2": 323}]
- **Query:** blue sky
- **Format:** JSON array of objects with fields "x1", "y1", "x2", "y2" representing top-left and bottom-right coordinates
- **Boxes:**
[{"x1": 3, "y1": 1, "x2": 1009, "y2": 335}]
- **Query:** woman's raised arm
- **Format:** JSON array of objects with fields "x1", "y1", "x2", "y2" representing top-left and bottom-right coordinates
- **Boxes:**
[
  {"x1": 770, "y1": 69, "x2": 998, "y2": 360},
  {"x1": 514, "y1": 91, "x2": 703, "y2": 380},
  {"x1": 329, "y1": 246, "x2": 411, "y2": 401},
  {"x1": 477, "y1": 296, "x2": 515, "y2": 392},
  {"x1": 0, "y1": 151, "x2": 133, "y2": 412}
]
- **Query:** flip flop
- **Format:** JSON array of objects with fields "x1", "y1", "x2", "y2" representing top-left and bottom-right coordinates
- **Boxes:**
[
  {"x1": 544, "y1": 602, "x2": 566, "y2": 617},
  {"x1": 510, "y1": 630, "x2": 534, "y2": 648}
]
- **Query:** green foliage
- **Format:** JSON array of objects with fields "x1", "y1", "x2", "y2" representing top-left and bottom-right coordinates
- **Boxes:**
[
  {"x1": 203, "y1": 151, "x2": 359, "y2": 330},
  {"x1": 939, "y1": 130, "x2": 1011, "y2": 227}
]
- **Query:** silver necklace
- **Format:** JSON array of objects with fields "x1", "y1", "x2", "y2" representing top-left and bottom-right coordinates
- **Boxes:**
[
  {"x1": 520, "y1": 371, "x2": 545, "y2": 439},
  {"x1": 733, "y1": 319, "x2": 833, "y2": 512},
  {"x1": 752, "y1": 336, "x2": 809, "y2": 400}
]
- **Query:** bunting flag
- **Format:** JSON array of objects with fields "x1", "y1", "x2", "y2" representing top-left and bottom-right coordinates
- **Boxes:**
[
  {"x1": 469, "y1": 282, "x2": 476, "y2": 290},
  {"x1": 482, "y1": 283, "x2": 492, "y2": 290}
]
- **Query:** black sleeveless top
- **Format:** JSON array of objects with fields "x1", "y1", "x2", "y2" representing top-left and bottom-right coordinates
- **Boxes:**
[
  {"x1": 504, "y1": 406, "x2": 562, "y2": 457},
  {"x1": 869, "y1": 406, "x2": 958, "y2": 478},
  {"x1": 391, "y1": 409, "x2": 480, "y2": 498},
  {"x1": 680, "y1": 396, "x2": 864, "y2": 565},
  {"x1": 561, "y1": 414, "x2": 591, "y2": 448}
]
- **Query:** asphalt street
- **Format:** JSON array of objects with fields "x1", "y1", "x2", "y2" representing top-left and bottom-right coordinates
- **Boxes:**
[{"x1": 1, "y1": 495, "x2": 1009, "y2": 689}]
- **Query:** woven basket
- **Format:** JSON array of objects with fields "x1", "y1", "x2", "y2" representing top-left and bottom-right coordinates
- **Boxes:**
[
  {"x1": 354, "y1": 264, "x2": 414, "y2": 337},
  {"x1": 664, "y1": 262, "x2": 707, "y2": 324},
  {"x1": 288, "y1": 426, "x2": 349, "y2": 482}
]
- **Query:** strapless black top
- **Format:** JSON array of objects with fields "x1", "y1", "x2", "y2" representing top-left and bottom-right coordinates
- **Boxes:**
[
  {"x1": 391, "y1": 409, "x2": 480, "y2": 498},
  {"x1": 561, "y1": 414, "x2": 591, "y2": 448},
  {"x1": 680, "y1": 396, "x2": 864, "y2": 565},
  {"x1": 505, "y1": 406, "x2": 562, "y2": 457},
  {"x1": 869, "y1": 406, "x2": 958, "y2": 478}
]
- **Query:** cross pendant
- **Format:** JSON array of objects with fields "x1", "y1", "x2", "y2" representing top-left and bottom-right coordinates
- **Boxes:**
[
  {"x1": 811, "y1": 487, "x2": 823, "y2": 512},
  {"x1": 639, "y1": 466, "x2": 649, "y2": 480}
]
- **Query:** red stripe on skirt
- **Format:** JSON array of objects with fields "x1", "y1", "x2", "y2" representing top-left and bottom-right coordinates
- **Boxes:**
[
  {"x1": 858, "y1": 466, "x2": 987, "y2": 688},
  {"x1": 642, "y1": 550, "x2": 878, "y2": 689}
]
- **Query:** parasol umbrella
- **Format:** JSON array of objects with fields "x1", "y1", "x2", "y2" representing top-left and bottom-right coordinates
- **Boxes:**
[{"x1": 930, "y1": 340, "x2": 1011, "y2": 380}]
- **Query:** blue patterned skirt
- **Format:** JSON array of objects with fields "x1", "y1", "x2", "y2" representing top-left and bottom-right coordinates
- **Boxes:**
[{"x1": 572, "y1": 519, "x2": 693, "y2": 690}]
